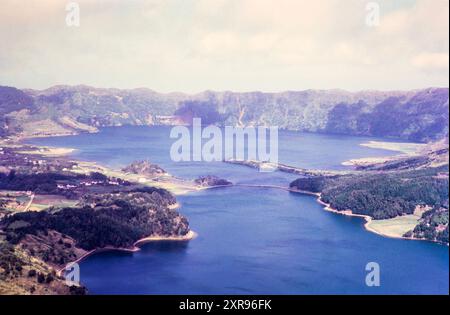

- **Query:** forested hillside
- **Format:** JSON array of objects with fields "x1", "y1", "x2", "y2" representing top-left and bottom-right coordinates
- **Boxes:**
[
  {"x1": 290, "y1": 165, "x2": 449, "y2": 243},
  {"x1": 0, "y1": 85, "x2": 448, "y2": 142}
]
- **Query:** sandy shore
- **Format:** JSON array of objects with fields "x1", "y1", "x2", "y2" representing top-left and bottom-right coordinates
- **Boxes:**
[
  {"x1": 70, "y1": 160, "x2": 209, "y2": 196},
  {"x1": 133, "y1": 230, "x2": 197, "y2": 247},
  {"x1": 360, "y1": 140, "x2": 426, "y2": 155},
  {"x1": 342, "y1": 156, "x2": 397, "y2": 166},
  {"x1": 14, "y1": 138, "x2": 207, "y2": 195},
  {"x1": 17, "y1": 146, "x2": 76, "y2": 157},
  {"x1": 342, "y1": 140, "x2": 426, "y2": 167},
  {"x1": 168, "y1": 202, "x2": 181, "y2": 210}
]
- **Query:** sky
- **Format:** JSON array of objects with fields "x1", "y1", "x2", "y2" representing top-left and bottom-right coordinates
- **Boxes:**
[{"x1": 0, "y1": 0, "x2": 448, "y2": 93}]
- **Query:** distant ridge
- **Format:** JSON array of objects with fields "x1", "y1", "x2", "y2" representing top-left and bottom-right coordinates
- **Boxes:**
[{"x1": 0, "y1": 85, "x2": 448, "y2": 142}]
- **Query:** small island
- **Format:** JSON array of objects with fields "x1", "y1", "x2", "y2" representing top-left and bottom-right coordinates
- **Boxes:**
[{"x1": 194, "y1": 175, "x2": 232, "y2": 187}]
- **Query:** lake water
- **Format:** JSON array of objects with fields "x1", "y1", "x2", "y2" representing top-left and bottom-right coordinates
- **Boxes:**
[{"x1": 28, "y1": 126, "x2": 449, "y2": 294}]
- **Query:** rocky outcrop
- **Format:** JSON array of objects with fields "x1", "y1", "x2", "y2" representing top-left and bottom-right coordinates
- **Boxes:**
[
  {"x1": 194, "y1": 175, "x2": 232, "y2": 187},
  {"x1": 122, "y1": 160, "x2": 167, "y2": 177}
]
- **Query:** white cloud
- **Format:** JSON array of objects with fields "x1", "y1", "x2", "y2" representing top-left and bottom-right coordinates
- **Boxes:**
[
  {"x1": 0, "y1": 0, "x2": 448, "y2": 92},
  {"x1": 412, "y1": 53, "x2": 449, "y2": 70}
]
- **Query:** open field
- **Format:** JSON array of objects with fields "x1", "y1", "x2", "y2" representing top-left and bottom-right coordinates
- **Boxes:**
[
  {"x1": 0, "y1": 191, "x2": 77, "y2": 213},
  {"x1": 365, "y1": 206, "x2": 428, "y2": 238},
  {"x1": 356, "y1": 206, "x2": 431, "y2": 237},
  {"x1": 0, "y1": 191, "x2": 33, "y2": 212},
  {"x1": 28, "y1": 195, "x2": 78, "y2": 211},
  {"x1": 366, "y1": 215, "x2": 421, "y2": 238}
]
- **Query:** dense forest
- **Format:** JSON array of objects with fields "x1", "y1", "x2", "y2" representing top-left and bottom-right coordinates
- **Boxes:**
[
  {"x1": 289, "y1": 164, "x2": 450, "y2": 244},
  {"x1": 1, "y1": 189, "x2": 187, "y2": 251},
  {"x1": 0, "y1": 171, "x2": 83, "y2": 194},
  {"x1": 290, "y1": 166, "x2": 449, "y2": 242},
  {"x1": 324, "y1": 90, "x2": 449, "y2": 141},
  {"x1": 0, "y1": 242, "x2": 24, "y2": 279},
  {"x1": 174, "y1": 100, "x2": 226, "y2": 125},
  {"x1": 290, "y1": 166, "x2": 449, "y2": 220},
  {"x1": 407, "y1": 207, "x2": 449, "y2": 243}
]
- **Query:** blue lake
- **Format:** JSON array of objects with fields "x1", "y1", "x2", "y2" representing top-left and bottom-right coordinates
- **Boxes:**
[{"x1": 28, "y1": 126, "x2": 449, "y2": 294}]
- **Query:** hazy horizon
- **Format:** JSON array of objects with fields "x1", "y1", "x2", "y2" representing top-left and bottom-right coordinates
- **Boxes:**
[
  {"x1": 7, "y1": 83, "x2": 450, "y2": 95},
  {"x1": 1, "y1": 0, "x2": 449, "y2": 92}
]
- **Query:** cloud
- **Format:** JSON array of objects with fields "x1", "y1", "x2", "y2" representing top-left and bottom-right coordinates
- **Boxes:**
[
  {"x1": 0, "y1": 0, "x2": 448, "y2": 92},
  {"x1": 412, "y1": 53, "x2": 449, "y2": 70}
]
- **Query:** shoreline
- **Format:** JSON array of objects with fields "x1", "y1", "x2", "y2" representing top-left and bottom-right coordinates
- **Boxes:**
[
  {"x1": 311, "y1": 192, "x2": 444, "y2": 244},
  {"x1": 16, "y1": 134, "x2": 203, "y2": 196},
  {"x1": 342, "y1": 140, "x2": 426, "y2": 167},
  {"x1": 12, "y1": 135, "x2": 445, "y2": 252},
  {"x1": 10, "y1": 136, "x2": 201, "y2": 277},
  {"x1": 235, "y1": 185, "x2": 444, "y2": 245},
  {"x1": 133, "y1": 230, "x2": 197, "y2": 247},
  {"x1": 360, "y1": 140, "x2": 426, "y2": 155},
  {"x1": 18, "y1": 146, "x2": 77, "y2": 157},
  {"x1": 56, "y1": 230, "x2": 197, "y2": 277}
]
